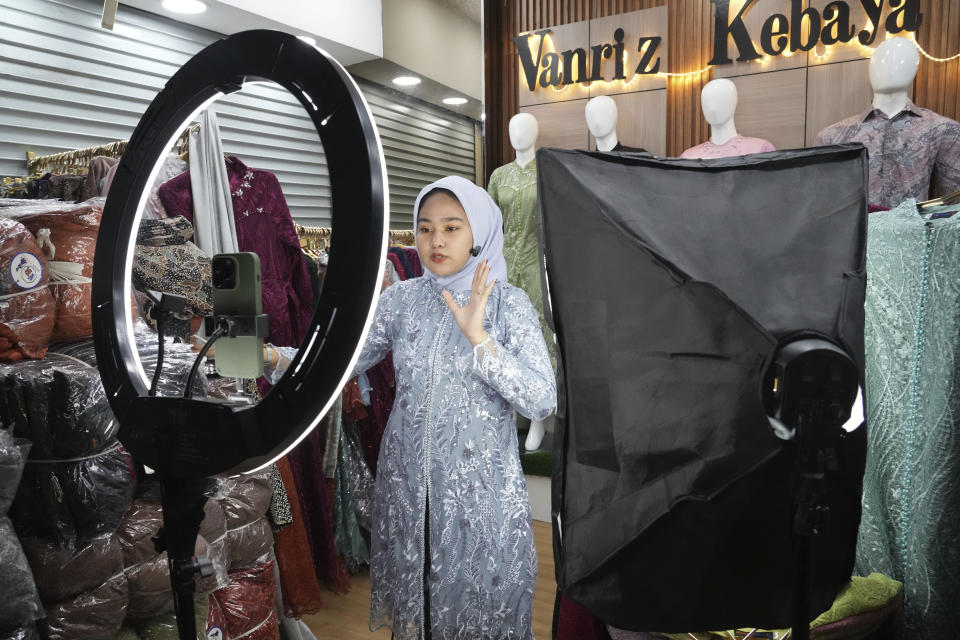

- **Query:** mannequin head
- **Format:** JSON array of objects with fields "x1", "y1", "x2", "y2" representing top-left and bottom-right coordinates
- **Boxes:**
[
  {"x1": 508, "y1": 113, "x2": 538, "y2": 152},
  {"x1": 700, "y1": 79, "x2": 738, "y2": 127},
  {"x1": 585, "y1": 96, "x2": 618, "y2": 139},
  {"x1": 869, "y1": 37, "x2": 919, "y2": 93}
]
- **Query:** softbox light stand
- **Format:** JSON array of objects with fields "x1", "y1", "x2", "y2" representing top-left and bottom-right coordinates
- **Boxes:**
[
  {"x1": 537, "y1": 145, "x2": 869, "y2": 633},
  {"x1": 92, "y1": 31, "x2": 389, "y2": 639}
]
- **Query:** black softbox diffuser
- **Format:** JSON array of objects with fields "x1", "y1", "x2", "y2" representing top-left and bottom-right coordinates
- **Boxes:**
[{"x1": 540, "y1": 145, "x2": 869, "y2": 632}]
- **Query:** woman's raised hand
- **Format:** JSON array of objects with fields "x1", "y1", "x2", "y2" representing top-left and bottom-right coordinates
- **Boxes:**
[{"x1": 442, "y1": 260, "x2": 495, "y2": 346}]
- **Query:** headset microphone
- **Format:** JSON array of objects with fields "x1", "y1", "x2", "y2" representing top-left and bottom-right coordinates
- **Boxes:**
[{"x1": 470, "y1": 246, "x2": 481, "y2": 257}]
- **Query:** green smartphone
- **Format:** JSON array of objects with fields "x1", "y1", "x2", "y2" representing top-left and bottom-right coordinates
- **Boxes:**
[{"x1": 211, "y1": 252, "x2": 263, "y2": 379}]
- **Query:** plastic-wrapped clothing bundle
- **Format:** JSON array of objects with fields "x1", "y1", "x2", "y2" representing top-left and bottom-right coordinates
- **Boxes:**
[
  {"x1": 50, "y1": 330, "x2": 209, "y2": 400},
  {"x1": 0, "y1": 428, "x2": 43, "y2": 637},
  {"x1": 20, "y1": 533, "x2": 123, "y2": 603},
  {"x1": 41, "y1": 571, "x2": 128, "y2": 640},
  {"x1": 131, "y1": 593, "x2": 209, "y2": 640},
  {"x1": 0, "y1": 627, "x2": 40, "y2": 640},
  {"x1": 199, "y1": 496, "x2": 230, "y2": 593},
  {"x1": 0, "y1": 198, "x2": 103, "y2": 341},
  {"x1": 0, "y1": 217, "x2": 55, "y2": 360},
  {"x1": 218, "y1": 474, "x2": 274, "y2": 570},
  {"x1": 11, "y1": 442, "x2": 135, "y2": 550},
  {"x1": 0, "y1": 353, "x2": 117, "y2": 459},
  {"x1": 118, "y1": 499, "x2": 221, "y2": 619},
  {"x1": 209, "y1": 561, "x2": 280, "y2": 640}
]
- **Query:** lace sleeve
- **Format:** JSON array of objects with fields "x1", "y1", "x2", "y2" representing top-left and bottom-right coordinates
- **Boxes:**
[{"x1": 473, "y1": 288, "x2": 557, "y2": 421}]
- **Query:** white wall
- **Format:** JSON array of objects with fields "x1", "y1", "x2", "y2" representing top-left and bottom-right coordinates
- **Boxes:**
[
  {"x1": 218, "y1": 0, "x2": 383, "y2": 58},
  {"x1": 382, "y1": 0, "x2": 482, "y2": 100}
]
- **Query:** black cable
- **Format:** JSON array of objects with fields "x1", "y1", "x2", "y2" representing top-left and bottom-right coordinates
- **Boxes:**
[
  {"x1": 149, "y1": 315, "x2": 165, "y2": 397},
  {"x1": 183, "y1": 325, "x2": 226, "y2": 399}
]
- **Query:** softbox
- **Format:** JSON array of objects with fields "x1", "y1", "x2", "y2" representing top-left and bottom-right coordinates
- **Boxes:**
[{"x1": 540, "y1": 145, "x2": 869, "y2": 632}]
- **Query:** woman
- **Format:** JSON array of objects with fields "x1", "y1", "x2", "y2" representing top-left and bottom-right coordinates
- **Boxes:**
[{"x1": 265, "y1": 175, "x2": 555, "y2": 638}]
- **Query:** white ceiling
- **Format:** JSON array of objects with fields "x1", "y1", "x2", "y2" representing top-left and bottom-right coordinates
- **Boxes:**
[
  {"x1": 440, "y1": 0, "x2": 480, "y2": 23},
  {"x1": 118, "y1": 0, "x2": 382, "y2": 65}
]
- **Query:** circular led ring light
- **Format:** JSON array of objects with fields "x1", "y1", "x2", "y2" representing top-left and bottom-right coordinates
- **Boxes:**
[{"x1": 93, "y1": 31, "x2": 388, "y2": 478}]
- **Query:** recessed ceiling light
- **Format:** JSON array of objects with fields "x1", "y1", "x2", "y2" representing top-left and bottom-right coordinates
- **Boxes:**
[
  {"x1": 392, "y1": 76, "x2": 421, "y2": 86},
  {"x1": 442, "y1": 97, "x2": 468, "y2": 105},
  {"x1": 162, "y1": 0, "x2": 207, "y2": 14},
  {"x1": 298, "y1": 35, "x2": 317, "y2": 46}
]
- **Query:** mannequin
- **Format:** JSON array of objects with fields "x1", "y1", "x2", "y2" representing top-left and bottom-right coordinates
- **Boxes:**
[
  {"x1": 680, "y1": 78, "x2": 775, "y2": 159},
  {"x1": 815, "y1": 37, "x2": 960, "y2": 208},
  {"x1": 488, "y1": 112, "x2": 553, "y2": 451},
  {"x1": 585, "y1": 96, "x2": 647, "y2": 153}
]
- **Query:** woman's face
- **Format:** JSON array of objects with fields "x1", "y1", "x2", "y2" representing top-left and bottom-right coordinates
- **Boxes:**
[{"x1": 417, "y1": 192, "x2": 474, "y2": 278}]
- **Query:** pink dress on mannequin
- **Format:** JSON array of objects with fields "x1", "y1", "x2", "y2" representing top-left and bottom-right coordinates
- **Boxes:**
[{"x1": 680, "y1": 135, "x2": 775, "y2": 159}]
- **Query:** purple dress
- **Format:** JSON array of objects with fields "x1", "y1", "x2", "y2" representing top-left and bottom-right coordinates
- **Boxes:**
[{"x1": 158, "y1": 157, "x2": 313, "y2": 347}]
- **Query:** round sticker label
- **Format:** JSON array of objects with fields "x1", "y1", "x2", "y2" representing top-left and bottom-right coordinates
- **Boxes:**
[
  {"x1": 206, "y1": 627, "x2": 224, "y2": 640},
  {"x1": 10, "y1": 252, "x2": 43, "y2": 290}
]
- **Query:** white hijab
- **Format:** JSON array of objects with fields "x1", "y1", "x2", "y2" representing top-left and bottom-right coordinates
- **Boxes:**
[{"x1": 414, "y1": 176, "x2": 509, "y2": 293}]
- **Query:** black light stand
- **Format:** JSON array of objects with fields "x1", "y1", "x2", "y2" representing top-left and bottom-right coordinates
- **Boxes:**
[{"x1": 764, "y1": 338, "x2": 860, "y2": 640}]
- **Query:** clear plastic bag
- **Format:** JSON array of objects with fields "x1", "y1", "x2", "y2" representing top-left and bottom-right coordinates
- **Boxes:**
[
  {"x1": 0, "y1": 429, "x2": 43, "y2": 631},
  {"x1": 0, "y1": 217, "x2": 55, "y2": 361},
  {"x1": 20, "y1": 533, "x2": 123, "y2": 604},
  {"x1": 41, "y1": 571, "x2": 128, "y2": 640},
  {"x1": 210, "y1": 561, "x2": 280, "y2": 640},
  {"x1": 0, "y1": 352, "x2": 117, "y2": 459},
  {"x1": 0, "y1": 199, "x2": 103, "y2": 342},
  {"x1": 0, "y1": 625, "x2": 40, "y2": 640},
  {"x1": 118, "y1": 499, "x2": 221, "y2": 619},
  {"x1": 132, "y1": 593, "x2": 209, "y2": 640},
  {"x1": 218, "y1": 474, "x2": 274, "y2": 571},
  {"x1": 11, "y1": 444, "x2": 136, "y2": 551}
]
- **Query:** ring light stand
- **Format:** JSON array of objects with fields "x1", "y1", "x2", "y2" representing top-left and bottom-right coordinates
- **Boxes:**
[{"x1": 92, "y1": 31, "x2": 388, "y2": 639}]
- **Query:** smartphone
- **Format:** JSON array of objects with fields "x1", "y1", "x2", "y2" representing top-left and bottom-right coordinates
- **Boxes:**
[{"x1": 211, "y1": 252, "x2": 263, "y2": 379}]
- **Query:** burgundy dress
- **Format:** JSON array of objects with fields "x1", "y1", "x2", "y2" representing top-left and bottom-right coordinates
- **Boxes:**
[{"x1": 158, "y1": 157, "x2": 313, "y2": 348}]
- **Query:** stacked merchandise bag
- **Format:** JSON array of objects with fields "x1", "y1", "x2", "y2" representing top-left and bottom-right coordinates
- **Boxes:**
[
  {"x1": 0, "y1": 427, "x2": 43, "y2": 640},
  {"x1": 206, "y1": 474, "x2": 279, "y2": 639},
  {"x1": 47, "y1": 333, "x2": 216, "y2": 640},
  {"x1": 0, "y1": 217, "x2": 55, "y2": 362},
  {"x1": 0, "y1": 198, "x2": 102, "y2": 343},
  {"x1": 1, "y1": 349, "x2": 135, "y2": 640}
]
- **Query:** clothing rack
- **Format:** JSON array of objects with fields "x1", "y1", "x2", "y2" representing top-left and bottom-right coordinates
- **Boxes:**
[
  {"x1": 26, "y1": 140, "x2": 128, "y2": 175},
  {"x1": 295, "y1": 225, "x2": 415, "y2": 250}
]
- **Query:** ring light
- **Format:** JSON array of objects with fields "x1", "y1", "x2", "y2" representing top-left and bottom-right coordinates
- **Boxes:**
[{"x1": 92, "y1": 30, "x2": 389, "y2": 479}]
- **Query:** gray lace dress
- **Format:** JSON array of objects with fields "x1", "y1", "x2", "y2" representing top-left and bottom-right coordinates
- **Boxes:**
[{"x1": 352, "y1": 275, "x2": 556, "y2": 639}]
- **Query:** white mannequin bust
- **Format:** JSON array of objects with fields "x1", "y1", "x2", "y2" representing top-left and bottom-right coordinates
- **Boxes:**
[
  {"x1": 869, "y1": 37, "x2": 919, "y2": 119},
  {"x1": 701, "y1": 78, "x2": 739, "y2": 146},
  {"x1": 585, "y1": 96, "x2": 619, "y2": 152},
  {"x1": 508, "y1": 113, "x2": 538, "y2": 168}
]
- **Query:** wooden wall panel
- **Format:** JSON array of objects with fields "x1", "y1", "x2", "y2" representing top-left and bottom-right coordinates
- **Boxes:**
[
  {"x1": 598, "y1": 90, "x2": 667, "y2": 154},
  {"x1": 728, "y1": 68, "x2": 807, "y2": 150},
  {"x1": 485, "y1": 0, "x2": 960, "y2": 183},
  {"x1": 805, "y1": 59, "x2": 873, "y2": 146},
  {"x1": 520, "y1": 99, "x2": 592, "y2": 149}
]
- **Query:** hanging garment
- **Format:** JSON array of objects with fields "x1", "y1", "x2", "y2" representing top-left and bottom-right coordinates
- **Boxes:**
[
  {"x1": 357, "y1": 276, "x2": 555, "y2": 640},
  {"x1": 272, "y1": 457, "x2": 325, "y2": 618},
  {"x1": 81, "y1": 156, "x2": 118, "y2": 201},
  {"x1": 487, "y1": 158, "x2": 556, "y2": 368},
  {"x1": 188, "y1": 110, "x2": 239, "y2": 256},
  {"x1": 815, "y1": 100, "x2": 960, "y2": 208},
  {"x1": 538, "y1": 146, "x2": 868, "y2": 631},
  {"x1": 860, "y1": 199, "x2": 960, "y2": 639},
  {"x1": 158, "y1": 157, "x2": 314, "y2": 347},
  {"x1": 103, "y1": 154, "x2": 188, "y2": 221},
  {"x1": 679, "y1": 135, "x2": 776, "y2": 159}
]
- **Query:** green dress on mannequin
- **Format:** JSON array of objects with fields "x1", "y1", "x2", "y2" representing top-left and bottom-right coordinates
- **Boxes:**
[
  {"x1": 488, "y1": 158, "x2": 556, "y2": 369},
  {"x1": 861, "y1": 199, "x2": 960, "y2": 639}
]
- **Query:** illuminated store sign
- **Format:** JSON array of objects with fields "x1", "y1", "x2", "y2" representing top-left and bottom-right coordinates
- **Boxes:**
[{"x1": 709, "y1": 0, "x2": 923, "y2": 64}]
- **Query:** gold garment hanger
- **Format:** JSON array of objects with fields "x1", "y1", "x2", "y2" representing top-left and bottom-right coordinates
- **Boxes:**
[{"x1": 918, "y1": 188, "x2": 960, "y2": 209}]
